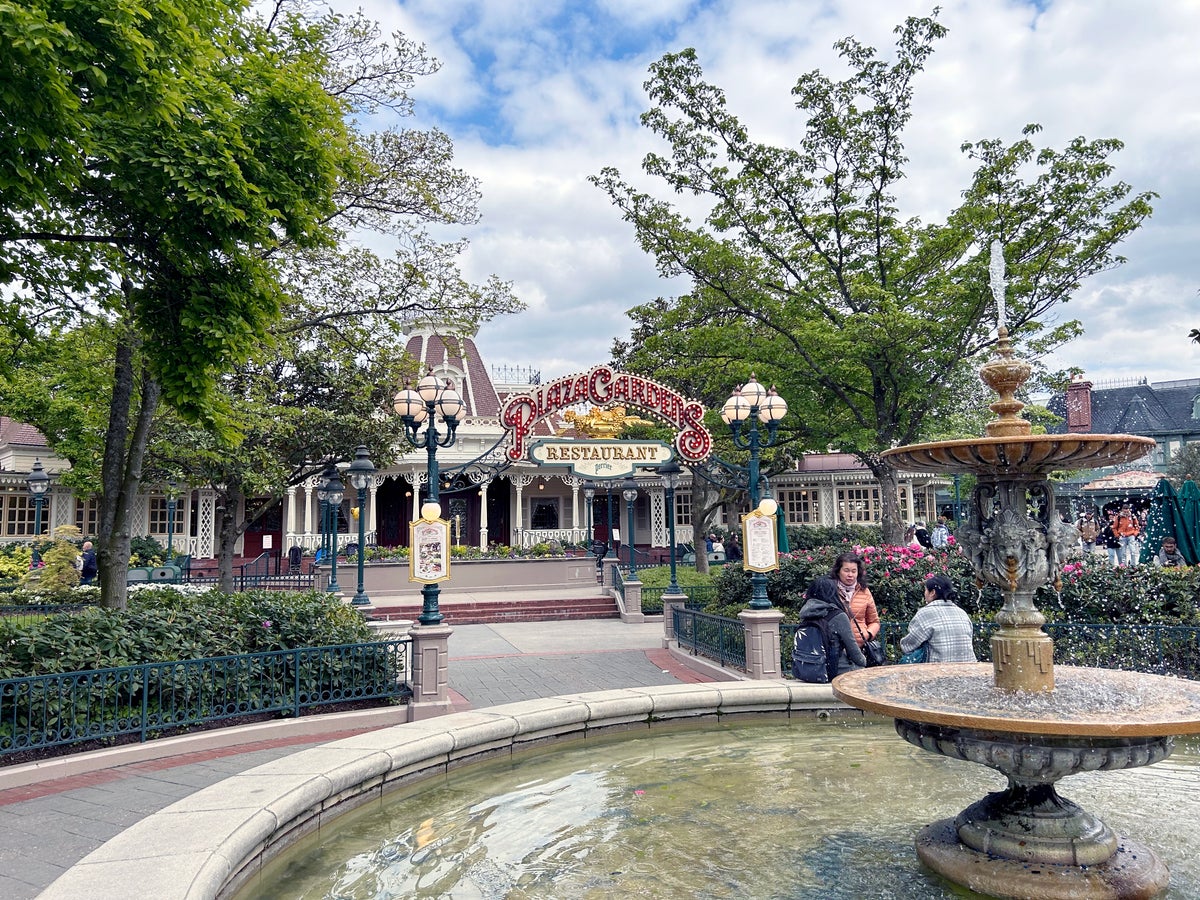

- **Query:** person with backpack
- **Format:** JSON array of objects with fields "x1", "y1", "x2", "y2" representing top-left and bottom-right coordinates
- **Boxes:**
[{"x1": 792, "y1": 576, "x2": 866, "y2": 683}]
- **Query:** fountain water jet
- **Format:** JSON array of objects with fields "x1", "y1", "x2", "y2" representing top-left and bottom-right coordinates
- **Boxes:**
[{"x1": 834, "y1": 244, "x2": 1200, "y2": 899}]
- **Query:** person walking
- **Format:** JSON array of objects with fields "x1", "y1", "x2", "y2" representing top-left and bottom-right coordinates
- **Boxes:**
[
  {"x1": 1114, "y1": 505, "x2": 1140, "y2": 566},
  {"x1": 1100, "y1": 516, "x2": 1122, "y2": 567},
  {"x1": 1077, "y1": 512, "x2": 1099, "y2": 555},
  {"x1": 79, "y1": 540, "x2": 98, "y2": 586},
  {"x1": 899, "y1": 574, "x2": 976, "y2": 663}
]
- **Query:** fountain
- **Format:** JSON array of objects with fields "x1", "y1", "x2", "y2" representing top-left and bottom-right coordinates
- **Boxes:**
[{"x1": 833, "y1": 243, "x2": 1200, "y2": 899}]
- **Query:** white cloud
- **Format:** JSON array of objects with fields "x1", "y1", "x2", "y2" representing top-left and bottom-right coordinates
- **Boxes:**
[{"x1": 353, "y1": 0, "x2": 1200, "y2": 386}]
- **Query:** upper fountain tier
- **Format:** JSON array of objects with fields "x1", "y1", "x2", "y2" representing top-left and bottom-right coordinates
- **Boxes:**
[
  {"x1": 883, "y1": 433, "x2": 1155, "y2": 478},
  {"x1": 883, "y1": 323, "x2": 1155, "y2": 476}
]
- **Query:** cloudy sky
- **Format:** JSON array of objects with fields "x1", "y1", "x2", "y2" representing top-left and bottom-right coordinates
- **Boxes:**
[{"x1": 352, "y1": 0, "x2": 1199, "y2": 389}]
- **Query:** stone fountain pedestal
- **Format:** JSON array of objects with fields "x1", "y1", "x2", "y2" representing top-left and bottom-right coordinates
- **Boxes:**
[
  {"x1": 833, "y1": 250, "x2": 1194, "y2": 897},
  {"x1": 835, "y1": 664, "x2": 1200, "y2": 899}
]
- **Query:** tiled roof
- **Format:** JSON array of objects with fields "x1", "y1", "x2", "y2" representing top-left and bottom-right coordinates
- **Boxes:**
[
  {"x1": 1047, "y1": 379, "x2": 1200, "y2": 437},
  {"x1": 0, "y1": 417, "x2": 48, "y2": 447},
  {"x1": 404, "y1": 329, "x2": 503, "y2": 419}
]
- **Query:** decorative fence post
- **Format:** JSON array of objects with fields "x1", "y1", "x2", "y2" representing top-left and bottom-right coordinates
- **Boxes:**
[
  {"x1": 661, "y1": 590, "x2": 688, "y2": 647},
  {"x1": 408, "y1": 623, "x2": 454, "y2": 720},
  {"x1": 739, "y1": 608, "x2": 785, "y2": 680}
]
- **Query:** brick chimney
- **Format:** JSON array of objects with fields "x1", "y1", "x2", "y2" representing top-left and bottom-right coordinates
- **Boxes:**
[{"x1": 1065, "y1": 374, "x2": 1093, "y2": 432}]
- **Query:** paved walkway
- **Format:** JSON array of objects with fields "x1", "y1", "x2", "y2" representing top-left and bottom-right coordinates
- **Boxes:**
[{"x1": 0, "y1": 618, "x2": 711, "y2": 900}]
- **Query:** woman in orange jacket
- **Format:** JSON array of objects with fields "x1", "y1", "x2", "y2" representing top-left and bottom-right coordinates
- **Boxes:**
[{"x1": 830, "y1": 551, "x2": 879, "y2": 648}]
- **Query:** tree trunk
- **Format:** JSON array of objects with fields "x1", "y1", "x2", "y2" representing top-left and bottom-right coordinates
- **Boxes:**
[
  {"x1": 96, "y1": 321, "x2": 160, "y2": 610},
  {"x1": 216, "y1": 487, "x2": 242, "y2": 593},
  {"x1": 690, "y1": 479, "x2": 726, "y2": 576},
  {"x1": 871, "y1": 461, "x2": 905, "y2": 546}
]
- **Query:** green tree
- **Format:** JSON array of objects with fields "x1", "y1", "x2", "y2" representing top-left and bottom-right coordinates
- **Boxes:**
[
  {"x1": 0, "y1": 2, "x2": 518, "y2": 606},
  {"x1": 1167, "y1": 443, "x2": 1200, "y2": 487},
  {"x1": 591, "y1": 13, "x2": 1153, "y2": 543}
]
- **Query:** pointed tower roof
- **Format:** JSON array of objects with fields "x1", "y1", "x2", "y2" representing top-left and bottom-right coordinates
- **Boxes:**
[{"x1": 404, "y1": 325, "x2": 503, "y2": 420}]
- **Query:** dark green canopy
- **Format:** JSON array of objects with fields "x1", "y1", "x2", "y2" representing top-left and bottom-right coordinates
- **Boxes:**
[
  {"x1": 1140, "y1": 478, "x2": 1199, "y2": 565},
  {"x1": 1177, "y1": 480, "x2": 1200, "y2": 565}
]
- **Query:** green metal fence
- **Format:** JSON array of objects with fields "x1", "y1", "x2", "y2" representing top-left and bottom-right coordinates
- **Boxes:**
[
  {"x1": 778, "y1": 621, "x2": 1200, "y2": 679},
  {"x1": 0, "y1": 639, "x2": 411, "y2": 758},
  {"x1": 0, "y1": 603, "x2": 95, "y2": 629},
  {"x1": 673, "y1": 606, "x2": 747, "y2": 670}
]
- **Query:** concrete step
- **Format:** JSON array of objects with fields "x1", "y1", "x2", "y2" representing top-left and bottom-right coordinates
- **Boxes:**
[{"x1": 370, "y1": 595, "x2": 620, "y2": 625}]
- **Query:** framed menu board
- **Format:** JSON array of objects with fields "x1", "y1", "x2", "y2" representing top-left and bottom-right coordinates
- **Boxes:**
[
  {"x1": 742, "y1": 510, "x2": 779, "y2": 573},
  {"x1": 409, "y1": 517, "x2": 451, "y2": 584}
]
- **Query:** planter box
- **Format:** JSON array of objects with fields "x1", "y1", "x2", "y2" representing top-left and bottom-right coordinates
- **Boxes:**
[{"x1": 320, "y1": 556, "x2": 599, "y2": 596}]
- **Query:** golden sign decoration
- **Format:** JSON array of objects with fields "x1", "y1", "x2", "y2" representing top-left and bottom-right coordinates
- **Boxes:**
[
  {"x1": 410, "y1": 516, "x2": 451, "y2": 584},
  {"x1": 742, "y1": 510, "x2": 779, "y2": 573}
]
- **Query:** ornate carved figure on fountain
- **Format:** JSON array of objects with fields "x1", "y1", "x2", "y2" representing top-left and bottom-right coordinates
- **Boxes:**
[
  {"x1": 1046, "y1": 511, "x2": 1075, "y2": 580},
  {"x1": 834, "y1": 240, "x2": 1174, "y2": 900}
]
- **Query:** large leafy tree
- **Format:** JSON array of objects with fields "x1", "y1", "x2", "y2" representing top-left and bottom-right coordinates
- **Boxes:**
[
  {"x1": 0, "y1": 1, "x2": 518, "y2": 606},
  {"x1": 592, "y1": 13, "x2": 1153, "y2": 543}
]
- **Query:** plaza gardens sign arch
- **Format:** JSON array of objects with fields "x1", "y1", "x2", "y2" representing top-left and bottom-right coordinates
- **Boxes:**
[{"x1": 500, "y1": 365, "x2": 713, "y2": 464}]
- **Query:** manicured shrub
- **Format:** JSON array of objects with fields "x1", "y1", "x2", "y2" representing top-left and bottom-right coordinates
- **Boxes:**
[
  {"x1": 703, "y1": 543, "x2": 1200, "y2": 627},
  {"x1": 0, "y1": 544, "x2": 32, "y2": 581},
  {"x1": 0, "y1": 588, "x2": 374, "y2": 678}
]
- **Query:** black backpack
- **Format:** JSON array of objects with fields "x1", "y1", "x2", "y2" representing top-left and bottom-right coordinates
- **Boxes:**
[{"x1": 792, "y1": 617, "x2": 834, "y2": 683}]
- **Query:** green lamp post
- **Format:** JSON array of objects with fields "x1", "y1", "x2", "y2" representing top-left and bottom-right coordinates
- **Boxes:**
[
  {"x1": 722, "y1": 376, "x2": 788, "y2": 610},
  {"x1": 395, "y1": 374, "x2": 465, "y2": 626},
  {"x1": 347, "y1": 446, "x2": 376, "y2": 609},
  {"x1": 26, "y1": 459, "x2": 50, "y2": 567}
]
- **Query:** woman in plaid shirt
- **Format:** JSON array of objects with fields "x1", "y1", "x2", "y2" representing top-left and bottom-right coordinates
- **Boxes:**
[{"x1": 899, "y1": 574, "x2": 976, "y2": 663}]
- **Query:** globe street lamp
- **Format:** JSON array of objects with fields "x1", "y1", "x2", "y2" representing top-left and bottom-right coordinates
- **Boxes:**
[
  {"x1": 582, "y1": 480, "x2": 596, "y2": 544},
  {"x1": 605, "y1": 483, "x2": 617, "y2": 560},
  {"x1": 622, "y1": 477, "x2": 638, "y2": 579},
  {"x1": 657, "y1": 459, "x2": 683, "y2": 595},
  {"x1": 26, "y1": 459, "x2": 50, "y2": 567},
  {"x1": 395, "y1": 374, "x2": 465, "y2": 625},
  {"x1": 347, "y1": 445, "x2": 376, "y2": 609},
  {"x1": 316, "y1": 465, "x2": 333, "y2": 561},
  {"x1": 322, "y1": 468, "x2": 345, "y2": 594},
  {"x1": 165, "y1": 479, "x2": 178, "y2": 563},
  {"x1": 722, "y1": 375, "x2": 788, "y2": 610}
]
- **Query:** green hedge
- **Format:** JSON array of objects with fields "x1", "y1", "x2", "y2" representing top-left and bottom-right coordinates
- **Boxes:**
[
  {"x1": 0, "y1": 588, "x2": 374, "y2": 679},
  {"x1": 701, "y1": 543, "x2": 1200, "y2": 627}
]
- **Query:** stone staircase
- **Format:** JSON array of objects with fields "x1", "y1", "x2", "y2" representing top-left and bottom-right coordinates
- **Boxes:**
[{"x1": 369, "y1": 593, "x2": 620, "y2": 625}]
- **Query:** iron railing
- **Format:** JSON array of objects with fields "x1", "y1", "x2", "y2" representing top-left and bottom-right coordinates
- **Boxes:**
[
  {"x1": 0, "y1": 603, "x2": 95, "y2": 629},
  {"x1": 778, "y1": 621, "x2": 1200, "y2": 679},
  {"x1": 672, "y1": 606, "x2": 747, "y2": 670},
  {"x1": 0, "y1": 639, "x2": 411, "y2": 758}
]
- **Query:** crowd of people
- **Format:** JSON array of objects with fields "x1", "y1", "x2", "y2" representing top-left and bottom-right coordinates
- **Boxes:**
[
  {"x1": 1076, "y1": 504, "x2": 1189, "y2": 568},
  {"x1": 793, "y1": 499, "x2": 1191, "y2": 683},
  {"x1": 793, "y1": 550, "x2": 976, "y2": 682}
]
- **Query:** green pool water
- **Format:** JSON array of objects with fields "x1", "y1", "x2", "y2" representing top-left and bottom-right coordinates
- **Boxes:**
[{"x1": 237, "y1": 718, "x2": 1200, "y2": 899}]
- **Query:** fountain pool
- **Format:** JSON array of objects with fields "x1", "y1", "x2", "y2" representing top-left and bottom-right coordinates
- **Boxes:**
[{"x1": 234, "y1": 718, "x2": 1200, "y2": 899}]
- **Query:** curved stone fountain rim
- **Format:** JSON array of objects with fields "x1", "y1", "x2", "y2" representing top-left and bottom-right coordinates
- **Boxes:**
[
  {"x1": 36, "y1": 681, "x2": 849, "y2": 900},
  {"x1": 881, "y1": 432, "x2": 1156, "y2": 475},
  {"x1": 833, "y1": 664, "x2": 1200, "y2": 737}
]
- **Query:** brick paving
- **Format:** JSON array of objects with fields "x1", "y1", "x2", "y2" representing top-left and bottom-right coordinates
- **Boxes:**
[{"x1": 0, "y1": 619, "x2": 712, "y2": 899}]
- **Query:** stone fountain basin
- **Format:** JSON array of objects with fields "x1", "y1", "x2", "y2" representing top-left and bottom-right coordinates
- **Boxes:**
[
  {"x1": 833, "y1": 664, "x2": 1200, "y2": 738},
  {"x1": 881, "y1": 433, "x2": 1155, "y2": 476}
]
